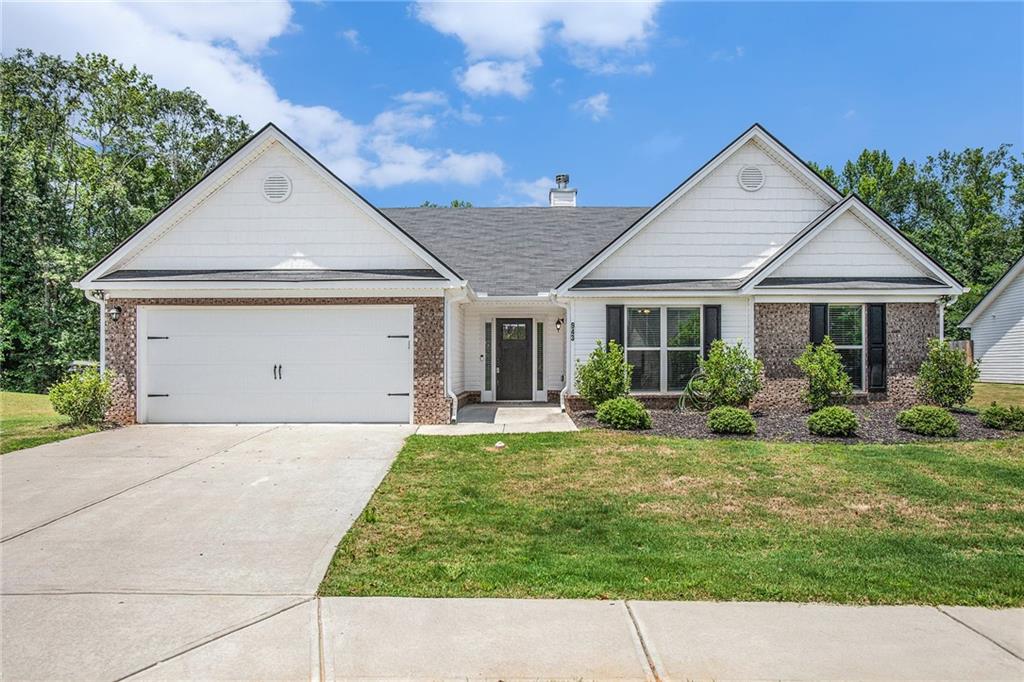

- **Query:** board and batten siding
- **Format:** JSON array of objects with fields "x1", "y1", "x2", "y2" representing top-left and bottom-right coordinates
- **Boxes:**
[
  {"x1": 568, "y1": 298, "x2": 753, "y2": 390},
  {"x1": 772, "y1": 211, "x2": 929, "y2": 279},
  {"x1": 589, "y1": 141, "x2": 832, "y2": 281},
  {"x1": 971, "y1": 269, "x2": 1024, "y2": 383},
  {"x1": 122, "y1": 141, "x2": 429, "y2": 271},
  {"x1": 461, "y1": 305, "x2": 566, "y2": 393}
]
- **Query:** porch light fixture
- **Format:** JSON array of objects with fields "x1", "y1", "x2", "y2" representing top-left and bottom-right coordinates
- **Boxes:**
[
  {"x1": 555, "y1": 318, "x2": 564, "y2": 332},
  {"x1": 107, "y1": 305, "x2": 122, "y2": 322}
]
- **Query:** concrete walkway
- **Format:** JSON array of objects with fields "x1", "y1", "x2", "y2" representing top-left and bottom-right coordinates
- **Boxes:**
[
  {"x1": 417, "y1": 403, "x2": 578, "y2": 435},
  {"x1": 24, "y1": 596, "x2": 1018, "y2": 681}
]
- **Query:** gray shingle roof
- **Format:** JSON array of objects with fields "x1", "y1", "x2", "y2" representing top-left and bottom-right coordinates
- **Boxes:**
[
  {"x1": 572, "y1": 278, "x2": 743, "y2": 291},
  {"x1": 757, "y1": 276, "x2": 946, "y2": 289},
  {"x1": 382, "y1": 207, "x2": 647, "y2": 296}
]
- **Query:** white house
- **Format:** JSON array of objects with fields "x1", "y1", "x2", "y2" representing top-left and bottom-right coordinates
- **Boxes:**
[
  {"x1": 960, "y1": 255, "x2": 1024, "y2": 383},
  {"x1": 73, "y1": 123, "x2": 965, "y2": 424}
]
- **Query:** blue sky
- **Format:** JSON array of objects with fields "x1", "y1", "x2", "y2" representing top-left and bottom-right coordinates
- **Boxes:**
[{"x1": 6, "y1": 2, "x2": 1023, "y2": 207}]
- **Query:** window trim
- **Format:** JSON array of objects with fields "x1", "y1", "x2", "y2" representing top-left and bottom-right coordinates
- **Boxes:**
[
  {"x1": 826, "y1": 303, "x2": 866, "y2": 392},
  {"x1": 624, "y1": 305, "x2": 703, "y2": 393}
]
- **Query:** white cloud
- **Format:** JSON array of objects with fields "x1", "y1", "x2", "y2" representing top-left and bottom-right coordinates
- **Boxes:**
[
  {"x1": 505, "y1": 176, "x2": 553, "y2": 206},
  {"x1": 574, "y1": 92, "x2": 611, "y2": 121},
  {"x1": 710, "y1": 46, "x2": 745, "y2": 62},
  {"x1": 394, "y1": 90, "x2": 449, "y2": 107},
  {"x1": 843, "y1": 109, "x2": 857, "y2": 120},
  {"x1": 2, "y1": 1, "x2": 502, "y2": 188},
  {"x1": 338, "y1": 28, "x2": 365, "y2": 51},
  {"x1": 457, "y1": 61, "x2": 532, "y2": 98},
  {"x1": 416, "y1": 1, "x2": 661, "y2": 96}
]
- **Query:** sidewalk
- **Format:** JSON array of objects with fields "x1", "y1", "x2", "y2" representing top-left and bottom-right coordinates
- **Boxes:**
[{"x1": 84, "y1": 597, "x2": 1024, "y2": 680}]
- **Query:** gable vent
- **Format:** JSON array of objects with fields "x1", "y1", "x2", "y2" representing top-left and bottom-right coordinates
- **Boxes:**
[
  {"x1": 262, "y1": 174, "x2": 292, "y2": 202},
  {"x1": 737, "y1": 165, "x2": 765, "y2": 192}
]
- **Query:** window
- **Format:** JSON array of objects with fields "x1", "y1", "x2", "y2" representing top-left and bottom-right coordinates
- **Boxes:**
[
  {"x1": 827, "y1": 304, "x2": 864, "y2": 390},
  {"x1": 484, "y1": 322, "x2": 492, "y2": 391},
  {"x1": 625, "y1": 306, "x2": 702, "y2": 392},
  {"x1": 536, "y1": 322, "x2": 544, "y2": 389}
]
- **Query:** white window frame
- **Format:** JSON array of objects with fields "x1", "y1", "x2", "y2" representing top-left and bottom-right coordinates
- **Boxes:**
[
  {"x1": 826, "y1": 303, "x2": 867, "y2": 392},
  {"x1": 624, "y1": 306, "x2": 703, "y2": 394}
]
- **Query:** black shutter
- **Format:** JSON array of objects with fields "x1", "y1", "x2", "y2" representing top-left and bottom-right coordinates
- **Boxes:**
[
  {"x1": 810, "y1": 304, "x2": 827, "y2": 344},
  {"x1": 703, "y1": 305, "x2": 722, "y2": 358},
  {"x1": 867, "y1": 304, "x2": 887, "y2": 392},
  {"x1": 606, "y1": 305, "x2": 624, "y2": 348}
]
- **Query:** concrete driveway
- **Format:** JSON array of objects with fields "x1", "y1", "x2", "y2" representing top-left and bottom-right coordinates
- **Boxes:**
[{"x1": 1, "y1": 424, "x2": 410, "y2": 680}]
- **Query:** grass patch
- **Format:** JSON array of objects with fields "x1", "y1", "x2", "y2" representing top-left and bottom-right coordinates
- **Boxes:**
[
  {"x1": 0, "y1": 391, "x2": 99, "y2": 454},
  {"x1": 972, "y1": 382, "x2": 1024, "y2": 408},
  {"x1": 321, "y1": 431, "x2": 1024, "y2": 606}
]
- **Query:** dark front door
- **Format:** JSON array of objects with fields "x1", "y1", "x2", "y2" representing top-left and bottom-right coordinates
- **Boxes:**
[{"x1": 496, "y1": 318, "x2": 532, "y2": 400}]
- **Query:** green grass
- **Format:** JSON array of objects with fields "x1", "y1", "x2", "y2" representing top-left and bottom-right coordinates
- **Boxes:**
[
  {"x1": 0, "y1": 391, "x2": 99, "y2": 454},
  {"x1": 972, "y1": 382, "x2": 1024, "y2": 408},
  {"x1": 321, "y1": 431, "x2": 1024, "y2": 606}
]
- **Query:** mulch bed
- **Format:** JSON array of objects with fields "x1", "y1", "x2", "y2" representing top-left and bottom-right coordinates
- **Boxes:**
[{"x1": 571, "y1": 404, "x2": 1016, "y2": 444}]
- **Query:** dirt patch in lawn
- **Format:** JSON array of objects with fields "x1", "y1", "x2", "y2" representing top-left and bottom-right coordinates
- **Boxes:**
[{"x1": 571, "y1": 405, "x2": 1013, "y2": 444}]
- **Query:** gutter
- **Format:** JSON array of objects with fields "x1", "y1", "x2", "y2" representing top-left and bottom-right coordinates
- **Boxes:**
[{"x1": 83, "y1": 289, "x2": 106, "y2": 373}]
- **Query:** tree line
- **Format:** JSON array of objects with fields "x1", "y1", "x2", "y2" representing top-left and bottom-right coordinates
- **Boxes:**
[{"x1": 2, "y1": 50, "x2": 1021, "y2": 393}]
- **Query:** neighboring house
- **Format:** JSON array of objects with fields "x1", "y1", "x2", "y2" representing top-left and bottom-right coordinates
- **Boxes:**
[
  {"x1": 73, "y1": 123, "x2": 965, "y2": 425},
  {"x1": 959, "y1": 255, "x2": 1024, "y2": 383}
]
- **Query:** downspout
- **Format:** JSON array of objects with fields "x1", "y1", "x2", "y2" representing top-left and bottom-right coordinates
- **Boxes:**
[
  {"x1": 445, "y1": 283, "x2": 470, "y2": 423},
  {"x1": 83, "y1": 289, "x2": 106, "y2": 373}
]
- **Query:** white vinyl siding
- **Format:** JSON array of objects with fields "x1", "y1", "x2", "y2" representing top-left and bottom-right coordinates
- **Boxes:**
[
  {"x1": 461, "y1": 305, "x2": 566, "y2": 394},
  {"x1": 123, "y1": 141, "x2": 429, "y2": 271},
  {"x1": 773, "y1": 212, "x2": 929, "y2": 279},
  {"x1": 971, "y1": 270, "x2": 1024, "y2": 383},
  {"x1": 450, "y1": 300, "x2": 466, "y2": 394},
  {"x1": 589, "y1": 141, "x2": 831, "y2": 281},
  {"x1": 570, "y1": 297, "x2": 752, "y2": 392}
]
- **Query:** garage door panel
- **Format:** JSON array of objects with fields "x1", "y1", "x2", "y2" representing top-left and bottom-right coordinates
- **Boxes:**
[{"x1": 141, "y1": 306, "x2": 414, "y2": 423}]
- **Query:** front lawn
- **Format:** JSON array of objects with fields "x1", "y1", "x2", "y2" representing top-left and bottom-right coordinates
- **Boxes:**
[
  {"x1": 321, "y1": 431, "x2": 1024, "y2": 606},
  {"x1": 0, "y1": 391, "x2": 99, "y2": 454},
  {"x1": 972, "y1": 382, "x2": 1024, "y2": 408}
]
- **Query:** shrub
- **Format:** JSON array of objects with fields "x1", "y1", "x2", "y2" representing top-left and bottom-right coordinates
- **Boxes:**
[
  {"x1": 979, "y1": 403, "x2": 1024, "y2": 431},
  {"x1": 706, "y1": 406, "x2": 756, "y2": 435},
  {"x1": 896, "y1": 405, "x2": 959, "y2": 437},
  {"x1": 48, "y1": 368, "x2": 111, "y2": 425},
  {"x1": 596, "y1": 396, "x2": 652, "y2": 430},
  {"x1": 807, "y1": 406, "x2": 859, "y2": 437},
  {"x1": 575, "y1": 340, "x2": 631, "y2": 408},
  {"x1": 688, "y1": 340, "x2": 763, "y2": 409},
  {"x1": 916, "y1": 339, "x2": 980, "y2": 408},
  {"x1": 793, "y1": 337, "x2": 853, "y2": 410}
]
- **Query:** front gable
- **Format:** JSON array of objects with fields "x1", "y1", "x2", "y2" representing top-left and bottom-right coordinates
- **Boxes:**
[
  {"x1": 743, "y1": 197, "x2": 963, "y2": 293},
  {"x1": 557, "y1": 124, "x2": 843, "y2": 292},
  {"x1": 76, "y1": 124, "x2": 460, "y2": 287}
]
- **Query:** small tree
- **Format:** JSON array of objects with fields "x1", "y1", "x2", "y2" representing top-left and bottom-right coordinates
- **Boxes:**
[
  {"x1": 916, "y1": 339, "x2": 980, "y2": 408},
  {"x1": 48, "y1": 368, "x2": 111, "y2": 425},
  {"x1": 793, "y1": 336, "x2": 853, "y2": 410},
  {"x1": 689, "y1": 340, "x2": 763, "y2": 409},
  {"x1": 575, "y1": 340, "x2": 631, "y2": 408}
]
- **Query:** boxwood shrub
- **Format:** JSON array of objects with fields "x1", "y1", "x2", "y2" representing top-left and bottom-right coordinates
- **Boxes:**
[
  {"x1": 596, "y1": 396, "x2": 652, "y2": 430},
  {"x1": 807, "y1": 406, "x2": 859, "y2": 437},
  {"x1": 706, "y1": 406, "x2": 756, "y2": 435},
  {"x1": 896, "y1": 405, "x2": 959, "y2": 437},
  {"x1": 48, "y1": 368, "x2": 111, "y2": 425},
  {"x1": 979, "y1": 403, "x2": 1024, "y2": 431}
]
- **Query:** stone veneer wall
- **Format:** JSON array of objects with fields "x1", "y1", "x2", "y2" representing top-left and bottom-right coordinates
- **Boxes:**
[
  {"x1": 750, "y1": 302, "x2": 939, "y2": 410},
  {"x1": 104, "y1": 297, "x2": 450, "y2": 425}
]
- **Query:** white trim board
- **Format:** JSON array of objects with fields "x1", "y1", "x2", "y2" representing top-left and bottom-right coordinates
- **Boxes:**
[{"x1": 959, "y1": 254, "x2": 1024, "y2": 327}]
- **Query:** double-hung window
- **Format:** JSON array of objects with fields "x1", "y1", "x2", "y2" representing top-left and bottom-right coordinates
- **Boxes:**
[
  {"x1": 625, "y1": 306, "x2": 702, "y2": 392},
  {"x1": 826, "y1": 304, "x2": 865, "y2": 390}
]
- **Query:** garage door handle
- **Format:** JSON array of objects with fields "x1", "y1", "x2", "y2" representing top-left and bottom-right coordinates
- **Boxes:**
[
  {"x1": 147, "y1": 394, "x2": 169, "y2": 398},
  {"x1": 387, "y1": 335, "x2": 409, "y2": 339},
  {"x1": 387, "y1": 392, "x2": 410, "y2": 397},
  {"x1": 147, "y1": 336, "x2": 169, "y2": 340}
]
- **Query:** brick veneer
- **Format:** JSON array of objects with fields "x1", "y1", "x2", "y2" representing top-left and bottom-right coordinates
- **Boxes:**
[
  {"x1": 103, "y1": 297, "x2": 450, "y2": 425},
  {"x1": 750, "y1": 302, "x2": 939, "y2": 410}
]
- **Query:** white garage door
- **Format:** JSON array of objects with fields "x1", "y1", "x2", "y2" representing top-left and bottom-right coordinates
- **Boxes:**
[{"x1": 138, "y1": 306, "x2": 413, "y2": 423}]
